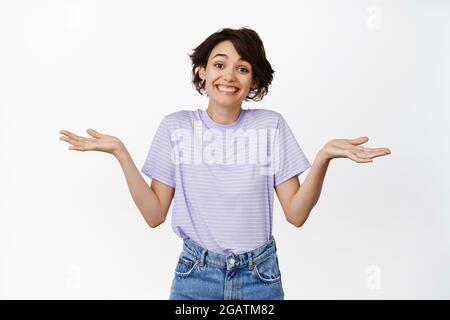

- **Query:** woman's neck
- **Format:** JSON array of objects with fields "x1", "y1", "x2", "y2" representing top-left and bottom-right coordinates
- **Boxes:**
[{"x1": 206, "y1": 104, "x2": 242, "y2": 125}]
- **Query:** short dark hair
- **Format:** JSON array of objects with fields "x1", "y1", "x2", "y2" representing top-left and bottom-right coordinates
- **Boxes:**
[{"x1": 188, "y1": 27, "x2": 275, "y2": 102}]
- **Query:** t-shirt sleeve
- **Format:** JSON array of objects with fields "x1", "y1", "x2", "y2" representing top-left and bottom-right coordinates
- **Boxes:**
[
  {"x1": 273, "y1": 114, "x2": 311, "y2": 187},
  {"x1": 140, "y1": 116, "x2": 176, "y2": 188}
]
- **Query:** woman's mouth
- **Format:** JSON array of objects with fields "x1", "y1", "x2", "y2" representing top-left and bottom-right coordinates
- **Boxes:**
[{"x1": 215, "y1": 84, "x2": 240, "y2": 95}]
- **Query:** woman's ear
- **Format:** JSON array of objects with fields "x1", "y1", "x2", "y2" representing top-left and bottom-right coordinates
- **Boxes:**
[
  {"x1": 251, "y1": 80, "x2": 258, "y2": 90},
  {"x1": 199, "y1": 65, "x2": 206, "y2": 80}
]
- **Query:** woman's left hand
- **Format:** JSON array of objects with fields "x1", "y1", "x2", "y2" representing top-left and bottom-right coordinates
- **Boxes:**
[{"x1": 319, "y1": 136, "x2": 391, "y2": 163}]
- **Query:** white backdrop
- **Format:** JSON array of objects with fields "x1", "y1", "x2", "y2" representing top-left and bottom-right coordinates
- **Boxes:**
[{"x1": 0, "y1": 0, "x2": 449, "y2": 299}]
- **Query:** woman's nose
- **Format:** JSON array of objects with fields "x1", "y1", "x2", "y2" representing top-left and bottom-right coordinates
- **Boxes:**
[{"x1": 222, "y1": 68, "x2": 237, "y2": 82}]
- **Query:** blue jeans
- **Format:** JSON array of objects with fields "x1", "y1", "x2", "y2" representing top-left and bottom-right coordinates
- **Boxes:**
[{"x1": 169, "y1": 235, "x2": 284, "y2": 300}]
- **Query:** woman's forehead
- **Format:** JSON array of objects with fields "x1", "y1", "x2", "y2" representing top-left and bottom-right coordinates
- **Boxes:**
[{"x1": 209, "y1": 41, "x2": 248, "y2": 62}]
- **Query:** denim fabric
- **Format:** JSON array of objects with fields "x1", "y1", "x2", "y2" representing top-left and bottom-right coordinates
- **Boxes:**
[{"x1": 169, "y1": 236, "x2": 284, "y2": 300}]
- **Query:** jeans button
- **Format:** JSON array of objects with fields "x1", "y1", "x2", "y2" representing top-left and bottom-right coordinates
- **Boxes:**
[{"x1": 228, "y1": 258, "x2": 235, "y2": 265}]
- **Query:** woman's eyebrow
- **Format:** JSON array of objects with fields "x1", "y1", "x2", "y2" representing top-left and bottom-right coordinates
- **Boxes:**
[{"x1": 212, "y1": 53, "x2": 247, "y2": 63}]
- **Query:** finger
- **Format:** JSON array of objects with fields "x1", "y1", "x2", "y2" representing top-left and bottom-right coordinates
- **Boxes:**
[
  {"x1": 60, "y1": 137, "x2": 83, "y2": 149},
  {"x1": 368, "y1": 152, "x2": 390, "y2": 159},
  {"x1": 59, "y1": 136, "x2": 73, "y2": 144},
  {"x1": 59, "y1": 130, "x2": 83, "y2": 142},
  {"x1": 68, "y1": 132, "x2": 95, "y2": 143},
  {"x1": 355, "y1": 148, "x2": 391, "y2": 159},
  {"x1": 59, "y1": 134, "x2": 92, "y2": 145},
  {"x1": 354, "y1": 151, "x2": 378, "y2": 159},
  {"x1": 364, "y1": 148, "x2": 391, "y2": 156},
  {"x1": 350, "y1": 146, "x2": 382, "y2": 156},
  {"x1": 87, "y1": 128, "x2": 102, "y2": 139},
  {"x1": 348, "y1": 136, "x2": 369, "y2": 145},
  {"x1": 59, "y1": 135, "x2": 83, "y2": 147},
  {"x1": 68, "y1": 145, "x2": 85, "y2": 151},
  {"x1": 68, "y1": 140, "x2": 94, "y2": 151},
  {"x1": 348, "y1": 153, "x2": 373, "y2": 163},
  {"x1": 59, "y1": 132, "x2": 91, "y2": 148},
  {"x1": 363, "y1": 147, "x2": 391, "y2": 153}
]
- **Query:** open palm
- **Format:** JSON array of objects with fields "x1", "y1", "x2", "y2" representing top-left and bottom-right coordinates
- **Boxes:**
[
  {"x1": 322, "y1": 136, "x2": 391, "y2": 163},
  {"x1": 59, "y1": 128, "x2": 123, "y2": 156}
]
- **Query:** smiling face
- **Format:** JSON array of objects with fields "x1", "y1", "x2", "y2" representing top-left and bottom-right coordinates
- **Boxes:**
[{"x1": 199, "y1": 40, "x2": 257, "y2": 110}]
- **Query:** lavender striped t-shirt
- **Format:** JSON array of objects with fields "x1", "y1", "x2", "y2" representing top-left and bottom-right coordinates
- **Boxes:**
[{"x1": 140, "y1": 108, "x2": 311, "y2": 254}]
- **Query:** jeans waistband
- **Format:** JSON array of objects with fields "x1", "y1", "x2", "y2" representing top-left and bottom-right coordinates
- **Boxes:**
[{"x1": 181, "y1": 236, "x2": 277, "y2": 271}]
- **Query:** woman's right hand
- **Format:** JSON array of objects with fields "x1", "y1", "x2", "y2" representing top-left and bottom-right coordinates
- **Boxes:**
[{"x1": 59, "y1": 128, "x2": 125, "y2": 157}]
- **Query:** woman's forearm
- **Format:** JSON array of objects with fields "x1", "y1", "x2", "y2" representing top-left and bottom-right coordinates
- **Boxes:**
[
  {"x1": 287, "y1": 136, "x2": 391, "y2": 227},
  {"x1": 114, "y1": 146, "x2": 165, "y2": 228},
  {"x1": 288, "y1": 150, "x2": 331, "y2": 227}
]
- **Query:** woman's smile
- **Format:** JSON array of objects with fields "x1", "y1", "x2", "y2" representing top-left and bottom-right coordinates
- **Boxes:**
[{"x1": 215, "y1": 84, "x2": 240, "y2": 95}]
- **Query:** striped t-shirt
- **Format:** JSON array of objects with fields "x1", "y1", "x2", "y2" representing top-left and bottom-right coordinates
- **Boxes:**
[{"x1": 141, "y1": 108, "x2": 311, "y2": 254}]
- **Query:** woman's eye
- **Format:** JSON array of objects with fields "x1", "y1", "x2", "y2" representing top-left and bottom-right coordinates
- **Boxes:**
[{"x1": 213, "y1": 63, "x2": 249, "y2": 73}]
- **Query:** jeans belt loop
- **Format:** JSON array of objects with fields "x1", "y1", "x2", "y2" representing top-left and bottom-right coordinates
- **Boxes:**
[
  {"x1": 247, "y1": 252, "x2": 254, "y2": 270},
  {"x1": 199, "y1": 248, "x2": 206, "y2": 267}
]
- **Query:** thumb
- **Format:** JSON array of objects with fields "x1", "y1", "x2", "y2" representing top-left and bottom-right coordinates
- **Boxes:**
[
  {"x1": 349, "y1": 136, "x2": 369, "y2": 144},
  {"x1": 87, "y1": 128, "x2": 101, "y2": 138}
]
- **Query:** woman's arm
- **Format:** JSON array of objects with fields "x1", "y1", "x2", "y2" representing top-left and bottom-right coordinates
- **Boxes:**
[
  {"x1": 59, "y1": 128, "x2": 174, "y2": 228},
  {"x1": 115, "y1": 147, "x2": 174, "y2": 228},
  {"x1": 275, "y1": 151, "x2": 330, "y2": 227},
  {"x1": 276, "y1": 136, "x2": 391, "y2": 227}
]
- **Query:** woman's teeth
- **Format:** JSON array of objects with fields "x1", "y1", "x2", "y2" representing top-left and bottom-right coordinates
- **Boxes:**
[{"x1": 216, "y1": 85, "x2": 238, "y2": 93}]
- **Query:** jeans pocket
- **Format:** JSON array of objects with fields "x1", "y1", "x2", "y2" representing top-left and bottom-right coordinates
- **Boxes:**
[
  {"x1": 174, "y1": 252, "x2": 199, "y2": 278},
  {"x1": 253, "y1": 253, "x2": 282, "y2": 283}
]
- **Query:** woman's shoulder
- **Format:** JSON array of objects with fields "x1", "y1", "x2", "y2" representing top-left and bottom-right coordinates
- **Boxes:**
[
  {"x1": 159, "y1": 108, "x2": 198, "y2": 121},
  {"x1": 247, "y1": 107, "x2": 282, "y2": 117},
  {"x1": 163, "y1": 108, "x2": 197, "y2": 120},
  {"x1": 246, "y1": 108, "x2": 283, "y2": 125},
  {"x1": 160, "y1": 108, "x2": 199, "y2": 128}
]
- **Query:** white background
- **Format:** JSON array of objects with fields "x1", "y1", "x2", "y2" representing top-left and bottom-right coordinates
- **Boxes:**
[{"x1": 0, "y1": 0, "x2": 449, "y2": 299}]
